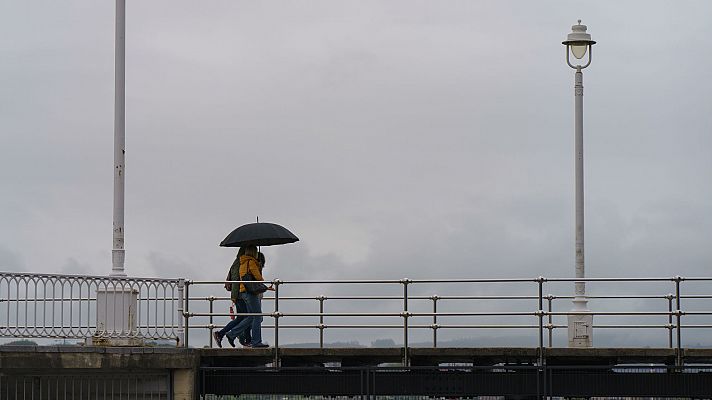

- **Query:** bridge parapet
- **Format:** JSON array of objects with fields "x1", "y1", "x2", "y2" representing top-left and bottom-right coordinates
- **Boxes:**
[
  {"x1": 0, "y1": 346, "x2": 197, "y2": 399},
  {"x1": 186, "y1": 275, "x2": 712, "y2": 366},
  {"x1": 2, "y1": 346, "x2": 712, "y2": 398},
  {"x1": 3, "y1": 345, "x2": 712, "y2": 370},
  {"x1": 2, "y1": 271, "x2": 712, "y2": 368},
  {"x1": 0, "y1": 271, "x2": 184, "y2": 345}
]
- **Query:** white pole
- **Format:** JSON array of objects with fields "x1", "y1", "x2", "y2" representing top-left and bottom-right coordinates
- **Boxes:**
[
  {"x1": 575, "y1": 67, "x2": 585, "y2": 298},
  {"x1": 568, "y1": 66, "x2": 592, "y2": 347},
  {"x1": 112, "y1": 0, "x2": 126, "y2": 277}
]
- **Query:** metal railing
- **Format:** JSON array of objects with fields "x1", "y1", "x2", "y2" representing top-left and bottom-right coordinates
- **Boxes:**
[
  {"x1": 2, "y1": 271, "x2": 711, "y2": 367},
  {"x1": 0, "y1": 272, "x2": 184, "y2": 344},
  {"x1": 200, "y1": 364, "x2": 712, "y2": 398},
  {"x1": 0, "y1": 373, "x2": 170, "y2": 399},
  {"x1": 185, "y1": 276, "x2": 712, "y2": 366}
]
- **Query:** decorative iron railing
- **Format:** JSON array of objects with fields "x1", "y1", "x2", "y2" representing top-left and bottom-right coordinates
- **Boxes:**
[{"x1": 0, "y1": 272, "x2": 184, "y2": 344}]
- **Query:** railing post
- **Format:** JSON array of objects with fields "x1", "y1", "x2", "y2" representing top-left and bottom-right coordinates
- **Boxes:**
[
  {"x1": 208, "y1": 295, "x2": 215, "y2": 348},
  {"x1": 537, "y1": 277, "x2": 545, "y2": 366},
  {"x1": 360, "y1": 368, "x2": 365, "y2": 400},
  {"x1": 432, "y1": 295, "x2": 439, "y2": 348},
  {"x1": 666, "y1": 293, "x2": 674, "y2": 349},
  {"x1": 184, "y1": 280, "x2": 190, "y2": 348},
  {"x1": 274, "y1": 279, "x2": 281, "y2": 367},
  {"x1": 176, "y1": 279, "x2": 185, "y2": 347},
  {"x1": 404, "y1": 279, "x2": 409, "y2": 366},
  {"x1": 547, "y1": 295, "x2": 553, "y2": 348},
  {"x1": 318, "y1": 295, "x2": 326, "y2": 349},
  {"x1": 674, "y1": 276, "x2": 683, "y2": 366}
]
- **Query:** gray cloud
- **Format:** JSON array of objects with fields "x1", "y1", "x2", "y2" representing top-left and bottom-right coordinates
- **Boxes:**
[
  {"x1": 0, "y1": 244, "x2": 25, "y2": 271},
  {"x1": 146, "y1": 251, "x2": 199, "y2": 280},
  {"x1": 59, "y1": 257, "x2": 93, "y2": 275}
]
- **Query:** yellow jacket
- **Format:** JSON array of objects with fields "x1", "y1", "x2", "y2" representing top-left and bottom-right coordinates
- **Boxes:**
[{"x1": 238, "y1": 255, "x2": 264, "y2": 293}]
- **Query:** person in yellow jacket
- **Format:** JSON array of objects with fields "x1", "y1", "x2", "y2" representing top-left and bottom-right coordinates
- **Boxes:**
[{"x1": 224, "y1": 245, "x2": 269, "y2": 348}]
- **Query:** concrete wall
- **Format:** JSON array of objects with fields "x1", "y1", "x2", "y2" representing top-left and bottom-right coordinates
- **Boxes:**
[{"x1": 0, "y1": 347, "x2": 198, "y2": 399}]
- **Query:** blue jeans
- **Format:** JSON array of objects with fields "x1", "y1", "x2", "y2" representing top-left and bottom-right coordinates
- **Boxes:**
[
  {"x1": 225, "y1": 292, "x2": 263, "y2": 345},
  {"x1": 217, "y1": 299, "x2": 251, "y2": 344}
]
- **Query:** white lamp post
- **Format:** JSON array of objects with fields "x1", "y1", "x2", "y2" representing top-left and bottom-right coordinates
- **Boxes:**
[
  {"x1": 563, "y1": 20, "x2": 595, "y2": 348},
  {"x1": 112, "y1": 0, "x2": 126, "y2": 277},
  {"x1": 92, "y1": 0, "x2": 139, "y2": 346}
]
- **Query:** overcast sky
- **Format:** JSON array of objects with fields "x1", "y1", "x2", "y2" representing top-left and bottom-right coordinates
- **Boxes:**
[{"x1": 1, "y1": 1, "x2": 711, "y2": 346}]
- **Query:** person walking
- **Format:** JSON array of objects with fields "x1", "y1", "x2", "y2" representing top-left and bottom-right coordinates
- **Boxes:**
[
  {"x1": 213, "y1": 248, "x2": 252, "y2": 347},
  {"x1": 225, "y1": 245, "x2": 269, "y2": 348}
]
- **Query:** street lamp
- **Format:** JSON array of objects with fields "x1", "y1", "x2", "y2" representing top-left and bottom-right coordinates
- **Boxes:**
[
  {"x1": 112, "y1": 0, "x2": 126, "y2": 277},
  {"x1": 563, "y1": 20, "x2": 595, "y2": 348},
  {"x1": 93, "y1": 0, "x2": 140, "y2": 347}
]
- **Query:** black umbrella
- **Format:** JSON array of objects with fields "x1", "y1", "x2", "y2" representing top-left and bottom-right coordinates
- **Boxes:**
[{"x1": 219, "y1": 222, "x2": 299, "y2": 247}]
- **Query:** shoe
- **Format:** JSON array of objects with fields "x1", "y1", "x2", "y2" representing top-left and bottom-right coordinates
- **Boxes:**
[
  {"x1": 213, "y1": 332, "x2": 223, "y2": 348},
  {"x1": 250, "y1": 343, "x2": 269, "y2": 348},
  {"x1": 238, "y1": 335, "x2": 250, "y2": 347},
  {"x1": 226, "y1": 335, "x2": 236, "y2": 348}
]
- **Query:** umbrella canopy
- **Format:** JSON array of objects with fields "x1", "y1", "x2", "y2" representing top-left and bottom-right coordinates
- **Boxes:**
[{"x1": 220, "y1": 222, "x2": 299, "y2": 247}]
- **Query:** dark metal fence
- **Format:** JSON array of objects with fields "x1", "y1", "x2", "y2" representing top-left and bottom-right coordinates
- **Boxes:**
[
  {"x1": 0, "y1": 372, "x2": 170, "y2": 400},
  {"x1": 200, "y1": 365, "x2": 712, "y2": 398}
]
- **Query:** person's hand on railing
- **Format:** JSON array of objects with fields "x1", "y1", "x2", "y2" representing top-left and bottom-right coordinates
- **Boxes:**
[{"x1": 266, "y1": 284, "x2": 276, "y2": 291}]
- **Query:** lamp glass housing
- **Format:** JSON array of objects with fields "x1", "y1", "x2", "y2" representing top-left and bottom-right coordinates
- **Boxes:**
[{"x1": 571, "y1": 44, "x2": 587, "y2": 59}]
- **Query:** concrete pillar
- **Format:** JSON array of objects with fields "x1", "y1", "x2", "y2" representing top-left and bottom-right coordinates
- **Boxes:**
[{"x1": 173, "y1": 369, "x2": 196, "y2": 400}]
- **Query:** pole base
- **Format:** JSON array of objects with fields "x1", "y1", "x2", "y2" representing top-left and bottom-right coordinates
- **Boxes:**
[
  {"x1": 111, "y1": 249, "x2": 126, "y2": 276},
  {"x1": 85, "y1": 336, "x2": 144, "y2": 347},
  {"x1": 95, "y1": 287, "x2": 139, "y2": 343},
  {"x1": 568, "y1": 298, "x2": 592, "y2": 347}
]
